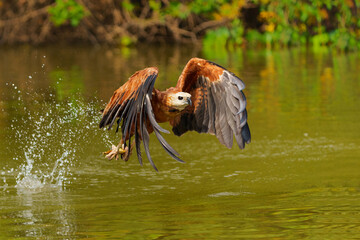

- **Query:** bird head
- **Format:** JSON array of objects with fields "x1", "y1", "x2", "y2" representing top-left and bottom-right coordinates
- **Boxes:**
[{"x1": 168, "y1": 92, "x2": 192, "y2": 111}]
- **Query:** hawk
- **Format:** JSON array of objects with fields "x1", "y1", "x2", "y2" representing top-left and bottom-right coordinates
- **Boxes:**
[{"x1": 99, "y1": 58, "x2": 251, "y2": 170}]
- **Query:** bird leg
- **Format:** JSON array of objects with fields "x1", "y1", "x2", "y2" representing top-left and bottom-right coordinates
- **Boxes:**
[
  {"x1": 103, "y1": 139, "x2": 127, "y2": 161},
  {"x1": 103, "y1": 139, "x2": 135, "y2": 161}
]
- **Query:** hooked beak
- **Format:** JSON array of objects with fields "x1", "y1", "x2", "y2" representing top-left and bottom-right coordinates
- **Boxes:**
[{"x1": 187, "y1": 97, "x2": 192, "y2": 106}]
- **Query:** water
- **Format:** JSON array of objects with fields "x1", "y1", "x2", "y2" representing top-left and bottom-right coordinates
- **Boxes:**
[{"x1": 0, "y1": 45, "x2": 360, "y2": 239}]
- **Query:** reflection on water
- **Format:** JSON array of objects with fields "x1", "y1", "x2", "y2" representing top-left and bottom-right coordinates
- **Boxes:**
[
  {"x1": 0, "y1": 45, "x2": 360, "y2": 239},
  {"x1": 13, "y1": 187, "x2": 76, "y2": 238}
]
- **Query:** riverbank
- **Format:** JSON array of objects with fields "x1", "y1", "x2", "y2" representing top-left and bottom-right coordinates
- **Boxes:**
[{"x1": 1, "y1": 1, "x2": 359, "y2": 50}]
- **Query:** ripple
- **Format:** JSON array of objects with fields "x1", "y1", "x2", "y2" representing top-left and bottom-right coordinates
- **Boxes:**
[{"x1": 208, "y1": 191, "x2": 254, "y2": 197}]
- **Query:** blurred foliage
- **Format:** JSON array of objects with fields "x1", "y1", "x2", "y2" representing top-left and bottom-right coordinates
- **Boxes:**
[
  {"x1": 121, "y1": 0, "x2": 360, "y2": 51},
  {"x1": 252, "y1": 0, "x2": 360, "y2": 51},
  {"x1": 2, "y1": 0, "x2": 359, "y2": 50},
  {"x1": 48, "y1": 0, "x2": 87, "y2": 27},
  {"x1": 202, "y1": 0, "x2": 360, "y2": 51}
]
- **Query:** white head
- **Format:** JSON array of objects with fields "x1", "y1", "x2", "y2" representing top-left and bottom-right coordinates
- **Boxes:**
[{"x1": 168, "y1": 92, "x2": 192, "y2": 111}]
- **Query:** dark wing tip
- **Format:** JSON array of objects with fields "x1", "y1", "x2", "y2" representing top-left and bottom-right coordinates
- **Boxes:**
[{"x1": 242, "y1": 123, "x2": 251, "y2": 144}]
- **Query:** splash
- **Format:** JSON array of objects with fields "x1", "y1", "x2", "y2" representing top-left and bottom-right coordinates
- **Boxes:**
[
  {"x1": 4, "y1": 83, "x2": 105, "y2": 191},
  {"x1": 15, "y1": 151, "x2": 72, "y2": 191}
]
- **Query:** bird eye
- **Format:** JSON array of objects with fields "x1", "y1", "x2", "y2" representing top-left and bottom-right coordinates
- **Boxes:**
[{"x1": 178, "y1": 96, "x2": 183, "y2": 100}]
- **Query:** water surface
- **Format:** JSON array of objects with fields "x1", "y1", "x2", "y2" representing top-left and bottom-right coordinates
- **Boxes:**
[{"x1": 0, "y1": 45, "x2": 360, "y2": 239}]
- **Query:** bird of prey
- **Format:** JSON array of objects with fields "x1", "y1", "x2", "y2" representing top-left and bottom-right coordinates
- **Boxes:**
[{"x1": 99, "y1": 57, "x2": 250, "y2": 171}]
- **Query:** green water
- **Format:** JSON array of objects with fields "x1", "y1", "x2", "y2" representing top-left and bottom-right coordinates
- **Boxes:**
[{"x1": 0, "y1": 45, "x2": 360, "y2": 239}]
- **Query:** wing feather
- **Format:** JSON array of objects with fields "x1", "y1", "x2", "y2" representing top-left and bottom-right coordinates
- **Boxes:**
[
  {"x1": 140, "y1": 112, "x2": 157, "y2": 171},
  {"x1": 134, "y1": 111, "x2": 143, "y2": 165},
  {"x1": 144, "y1": 95, "x2": 170, "y2": 134},
  {"x1": 171, "y1": 58, "x2": 251, "y2": 149},
  {"x1": 144, "y1": 95, "x2": 182, "y2": 160}
]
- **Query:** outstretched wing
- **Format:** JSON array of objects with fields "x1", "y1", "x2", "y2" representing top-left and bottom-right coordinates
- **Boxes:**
[
  {"x1": 171, "y1": 58, "x2": 251, "y2": 149},
  {"x1": 99, "y1": 67, "x2": 182, "y2": 171}
]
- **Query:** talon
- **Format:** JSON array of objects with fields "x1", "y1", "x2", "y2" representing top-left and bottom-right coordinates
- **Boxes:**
[
  {"x1": 103, "y1": 149, "x2": 112, "y2": 155},
  {"x1": 118, "y1": 148, "x2": 126, "y2": 154}
]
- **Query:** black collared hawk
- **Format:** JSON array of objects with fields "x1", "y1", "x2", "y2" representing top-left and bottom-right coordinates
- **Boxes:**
[{"x1": 99, "y1": 58, "x2": 251, "y2": 171}]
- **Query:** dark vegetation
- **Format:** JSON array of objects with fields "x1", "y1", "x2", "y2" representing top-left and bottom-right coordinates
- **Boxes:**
[{"x1": 0, "y1": 0, "x2": 359, "y2": 50}]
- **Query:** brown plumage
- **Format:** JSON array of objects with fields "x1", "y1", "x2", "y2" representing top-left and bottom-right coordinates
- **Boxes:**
[{"x1": 99, "y1": 58, "x2": 251, "y2": 171}]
